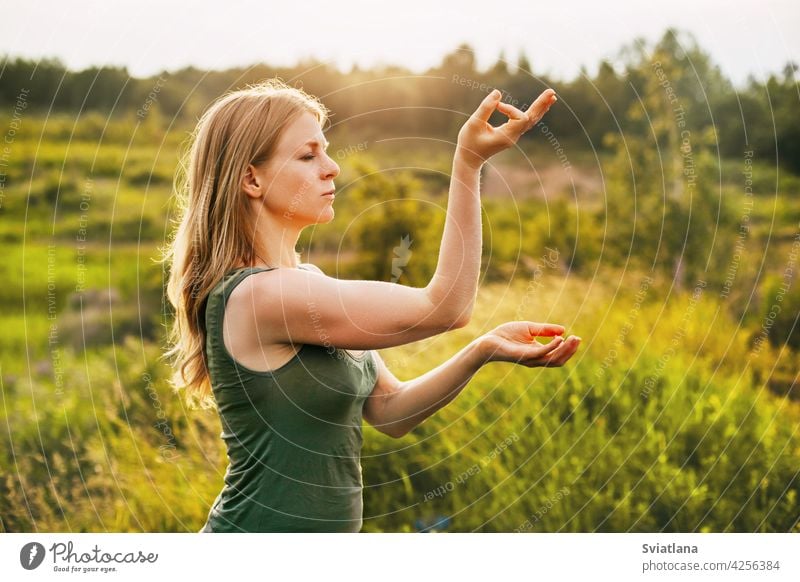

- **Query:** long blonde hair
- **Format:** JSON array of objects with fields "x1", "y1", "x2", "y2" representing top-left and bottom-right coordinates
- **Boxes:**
[{"x1": 161, "y1": 78, "x2": 329, "y2": 409}]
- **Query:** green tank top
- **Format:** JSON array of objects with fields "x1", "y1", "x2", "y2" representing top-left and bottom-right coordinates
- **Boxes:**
[{"x1": 200, "y1": 266, "x2": 379, "y2": 533}]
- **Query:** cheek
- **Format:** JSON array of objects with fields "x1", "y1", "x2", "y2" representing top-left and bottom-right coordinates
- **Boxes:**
[
  {"x1": 296, "y1": 172, "x2": 317, "y2": 193},
  {"x1": 268, "y1": 166, "x2": 312, "y2": 198},
  {"x1": 283, "y1": 162, "x2": 315, "y2": 189},
  {"x1": 264, "y1": 169, "x2": 323, "y2": 218}
]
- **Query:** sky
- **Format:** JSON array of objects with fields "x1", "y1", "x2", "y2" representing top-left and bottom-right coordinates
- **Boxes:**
[{"x1": 1, "y1": 0, "x2": 797, "y2": 86}]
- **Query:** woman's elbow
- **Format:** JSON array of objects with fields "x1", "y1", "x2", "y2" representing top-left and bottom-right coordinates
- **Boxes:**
[
  {"x1": 443, "y1": 302, "x2": 474, "y2": 330},
  {"x1": 431, "y1": 313, "x2": 470, "y2": 334},
  {"x1": 379, "y1": 423, "x2": 408, "y2": 439},
  {"x1": 454, "y1": 309, "x2": 473, "y2": 329},
  {"x1": 423, "y1": 287, "x2": 473, "y2": 331},
  {"x1": 447, "y1": 304, "x2": 473, "y2": 330},
  {"x1": 388, "y1": 425, "x2": 410, "y2": 439}
]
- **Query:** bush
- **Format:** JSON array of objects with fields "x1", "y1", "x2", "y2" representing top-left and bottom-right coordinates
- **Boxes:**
[{"x1": 759, "y1": 273, "x2": 800, "y2": 351}]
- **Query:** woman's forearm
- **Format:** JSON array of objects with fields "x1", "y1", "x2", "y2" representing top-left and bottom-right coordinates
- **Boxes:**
[
  {"x1": 381, "y1": 338, "x2": 487, "y2": 437},
  {"x1": 425, "y1": 149, "x2": 483, "y2": 325}
]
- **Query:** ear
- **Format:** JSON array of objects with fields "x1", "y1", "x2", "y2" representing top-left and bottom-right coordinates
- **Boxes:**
[{"x1": 242, "y1": 164, "x2": 263, "y2": 199}]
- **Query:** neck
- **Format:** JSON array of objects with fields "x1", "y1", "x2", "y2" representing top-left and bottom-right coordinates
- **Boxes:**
[{"x1": 250, "y1": 211, "x2": 303, "y2": 269}]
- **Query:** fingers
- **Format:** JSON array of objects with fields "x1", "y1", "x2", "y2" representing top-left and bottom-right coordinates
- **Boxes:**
[
  {"x1": 472, "y1": 88, "x2": 557, "y2": 128},
  {"x1": 496, "y1": 100, "x2": 527, "y2": 122},
  {"x1": 535, "y1": 336, "x2": 565, "y2": 357},
  {"x1": 540, "y1": 336, "x2": 581, "y2": 367},
  {"x1": 527, "y1": 322, "x2": 566, "y2": 337},
  {"x1": 506, "y1": 335, "x2": 563, "y2": 364},
  {"x1": 472, "y1": 89, "x2": 502, "y2": 124},
  {"x1": 496, "y1": 101, "x2": 533, "y2": 139},
  {"x1": 524, "y1": 88, "x2": 558, "y2": 124}
]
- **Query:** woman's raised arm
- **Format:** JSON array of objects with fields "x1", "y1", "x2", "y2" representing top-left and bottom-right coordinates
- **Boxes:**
[{"x1": 426, "y1": 87, "x2": 558, "y2": 321}]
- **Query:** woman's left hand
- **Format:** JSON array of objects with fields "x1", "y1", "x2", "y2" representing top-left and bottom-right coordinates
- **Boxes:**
[
  {"x1": 476, "y1": 321, "x2": 581, "y2": 368},
  {"x1": 456, "y1": 88, "x2": 558, "y2": 170}
]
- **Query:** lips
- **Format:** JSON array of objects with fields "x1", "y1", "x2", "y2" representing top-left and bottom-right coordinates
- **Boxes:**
[{"x1": 322, "y1": 189, "x2": 335, "y2": 197}]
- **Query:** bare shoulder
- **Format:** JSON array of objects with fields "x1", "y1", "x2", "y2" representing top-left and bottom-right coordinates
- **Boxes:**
[
  {"x1": 300, "y1": 263, "x2": 325, "y2": 275},
  {"x1": 230, "y1": 263, "x2": 334, "y2": 346},
  {"x1": 232, "y1": 263, "x2": 323, "y2": 299}
]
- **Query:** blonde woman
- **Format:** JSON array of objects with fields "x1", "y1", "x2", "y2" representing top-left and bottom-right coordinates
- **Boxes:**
[{"x1": 164, "y1": 79, "x2": 580, "y2": 533}]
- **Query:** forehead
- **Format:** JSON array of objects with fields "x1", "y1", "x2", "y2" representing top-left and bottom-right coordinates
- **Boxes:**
[{"x1": 278, "y1": 111, "x2": 327, "y2": 153}]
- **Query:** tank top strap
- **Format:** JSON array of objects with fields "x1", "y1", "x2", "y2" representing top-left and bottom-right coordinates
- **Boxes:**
[
  {"x1": 206, "y1": 267, "x2": 276, "y2": 352},
  {"x1": 217, "y1": 264, "x2": 315, "y2": 299},
  {"x1": 208, "y1": 265, "x2": 314, "y2": 351},
  {"x1": 219, "y1": 266, "x2": 277, "y2": 303}
]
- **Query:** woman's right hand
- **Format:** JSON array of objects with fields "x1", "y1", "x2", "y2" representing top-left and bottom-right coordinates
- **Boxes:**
[{"x1": 456, "y1": 88, "x2": 558, "y2": 170}]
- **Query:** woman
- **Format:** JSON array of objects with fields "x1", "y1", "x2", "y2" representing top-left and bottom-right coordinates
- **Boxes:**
[{"x1": 164, "y1": 78, "x2": 581, "y2": 533}]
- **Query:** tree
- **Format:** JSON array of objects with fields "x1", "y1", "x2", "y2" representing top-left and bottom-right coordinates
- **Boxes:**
[
  {"x1": 600, "y1": 31, "x2": 737, "y2": 289},
  {"x1": 516, "y1": 52, "x2": 532, "y2": 77},
  {"x1": 439, "y1": 43, "x2": 477, "y2": 75},
  {"x1": 490, "y1": 50, "x2": 510, "y2": 77},
  {"x1": 348, "y1": 165, "x2": 441, "y2": 286}
]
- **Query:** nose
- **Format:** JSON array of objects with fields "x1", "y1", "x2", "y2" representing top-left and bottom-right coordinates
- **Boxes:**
[{"x1": 322, "y1": 153, "x2": 340, "y2": 179}]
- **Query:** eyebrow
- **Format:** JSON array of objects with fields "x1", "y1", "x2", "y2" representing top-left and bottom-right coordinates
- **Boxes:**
[{"x1": 303, "y1": 139, "x2": 330, "y2": 149}]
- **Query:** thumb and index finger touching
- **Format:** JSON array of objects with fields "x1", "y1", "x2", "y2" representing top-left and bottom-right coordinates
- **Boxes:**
[
  {"x1": 471, "y1": 88, "x2": 503, "y2": 123},
  {"x1": 473, "y1": 87, "x2": 558, "y2": 126}
]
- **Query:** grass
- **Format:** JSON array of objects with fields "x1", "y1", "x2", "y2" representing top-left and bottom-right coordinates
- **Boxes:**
[
  {"x1": 1, "y1": 269, "x2": 797, "y2": 532},
  {"x1": 1, "y1": 115, "x2": 798, "y2": 532}
]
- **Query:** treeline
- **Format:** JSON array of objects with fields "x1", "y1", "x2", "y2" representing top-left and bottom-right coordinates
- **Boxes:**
[{"x1": 1, "y1": 29, "x2": 798, "y2": 172}]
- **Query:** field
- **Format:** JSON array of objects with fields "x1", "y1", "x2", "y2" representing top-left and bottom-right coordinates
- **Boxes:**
[{"x1": 1, "y1": 100, "x2": 798, "y2": 533}]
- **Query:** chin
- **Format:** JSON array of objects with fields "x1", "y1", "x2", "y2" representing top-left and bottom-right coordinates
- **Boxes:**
[
  {"x1": 286, "y1": 206, "x2": 334, "y2": 227},
  {"x1": 315, "y1": 207, "x2": 335, "y2": 224}
]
